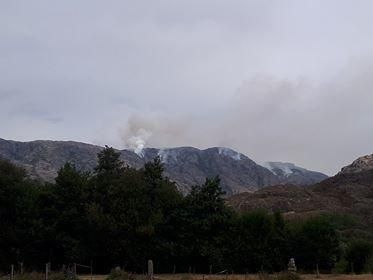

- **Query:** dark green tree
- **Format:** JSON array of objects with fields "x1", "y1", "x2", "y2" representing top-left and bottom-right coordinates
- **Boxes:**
[
  {"x1": 0, "y1": 159, "x2": 41, "y2": 269},
  {"x1": 345, "y1": 239, "x2": 373, "y2": 274},
  {"x1": 226, "y1": 211, "x2": 278, "y2": 272},
  {"x1": 176, "y1": 177, "x2": 233, "y2": 272},
  {"x1": 290, "y1": 216, "x2": 340, "y2": 270},
  {"x1": 53, "y1": 163, "x2": 90, "y2": 262},
  {"x1": 95, "y1": 146, "x2": 124, "y2": 174}
]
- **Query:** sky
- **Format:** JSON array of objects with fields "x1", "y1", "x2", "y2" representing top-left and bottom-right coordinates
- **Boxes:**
[{"x1": 1, "y1": 0, "x2": 373, "y2": 175}]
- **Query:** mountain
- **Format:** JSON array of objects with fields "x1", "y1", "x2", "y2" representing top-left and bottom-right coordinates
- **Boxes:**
[
  {"x1": 0, "y1": 139, "x2": 103, "y2": 181},
  {"x1": 228, "y1": 155, "x2": 373, "y2": 232},
  {"x1": 144, "y1": 147, "x2": 279, "y2": 194},
  {"x1": 339, "y1": 154, "x2": 373, "y2": 174},
  {"x1": 262, "y1": 161, "x2": 328, "y2": 185},
  {"x1": 0, "y1": 138, "x2": 327, "y2": 194}
]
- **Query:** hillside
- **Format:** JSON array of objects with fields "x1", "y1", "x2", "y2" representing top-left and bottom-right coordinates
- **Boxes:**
[
  {"x1": 262, "y1": 161, "x2": 328, "y2": 185},
  {"x1": 0, "y1": 138, "x2": 327, "y2": 194},
  {"x1": 228, "y1": 156, "x2": 373, "y2": 232}
]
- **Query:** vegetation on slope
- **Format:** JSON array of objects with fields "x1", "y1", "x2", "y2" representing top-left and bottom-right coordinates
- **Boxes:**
[{"x1": 0, "y1": 147, "x2": 372, "y2": 274}]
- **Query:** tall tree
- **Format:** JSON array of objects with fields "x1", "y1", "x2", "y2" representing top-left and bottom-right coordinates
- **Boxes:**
[
  {"x1": 290, "y1": 216, "x2": 340, "y2": 270},
  {"x1": 177, "y1": 177, "x2": 233, "y2": 272}
]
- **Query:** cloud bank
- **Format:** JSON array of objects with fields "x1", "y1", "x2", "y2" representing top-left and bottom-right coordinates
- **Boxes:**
[{"x1": 1, "y1": 0, "x2": 373, "y2": 174}]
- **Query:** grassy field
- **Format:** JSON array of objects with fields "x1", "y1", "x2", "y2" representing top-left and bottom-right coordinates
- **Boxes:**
[{"x1": 78, "y1": 274, "x2": 373, "y2": 280}]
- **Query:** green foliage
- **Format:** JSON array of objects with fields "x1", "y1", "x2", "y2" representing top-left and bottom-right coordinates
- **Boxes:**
[
  {"x1": 320, "y1": 213, "x2": 356, "y2": 230},
  {"x1": 226, "y1": 210, "x2": 288, "y2": 272},
  {"x1": 363, "y1": 255, "x2": 373, "y2": 273},
  {"x1": 95, "y1": 146, "x2": 125, "y2": 177},
  {"x1": 276, "y1": 272, "x2": 302, "y2": 280},
  {"x1": 0, "y1": 153, "x2": 365, "y2": 274},
  {"x1": 287, "y1": 216, "x2": 340, "y2": 270},
  {"x1": 332, "y1": 258, "x2": 349, "y2": 274},
  {"x1": 106, "y1": 269, "x2": 132, "y2": 280},
  {"x1": 345, "y1": 239, "x2": 373, "y2": 274},
  {"x1": 176, "y1": 177, "x2": 233, "y2": 270}
]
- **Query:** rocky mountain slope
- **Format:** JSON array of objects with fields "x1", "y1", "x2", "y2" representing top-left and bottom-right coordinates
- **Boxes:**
[
  {"x1": 262, "y1": 161, "x2": 328, "y2": 185},
  {"x1": 339, "y1": 154, "x2": 373, "y2": 174},
  {"x1": 144, "y1": 147, "x2": 279, "y2": 193},
  {"x1": 0, "y1": 138, "x2": 327, "y2": 194},
  {"x1": 228, "y1": 155, "x2": 373, "y2": 230}
]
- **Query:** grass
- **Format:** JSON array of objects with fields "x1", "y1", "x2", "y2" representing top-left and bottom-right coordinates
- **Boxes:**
[
  {"x1": 7, "y1": 273, "x2": 370, "y2": 280},
  {"x1": 78, "y1": 274, "x2": 373, "y2": 280},
  {"x1": 0, "y1": 271, "x2": 77, "y2": 280}
]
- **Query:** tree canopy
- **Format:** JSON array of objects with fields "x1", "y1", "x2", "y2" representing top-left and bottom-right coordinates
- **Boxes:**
[{"x1": 0, "y1": 148, "x2": 368, "y2": 274}]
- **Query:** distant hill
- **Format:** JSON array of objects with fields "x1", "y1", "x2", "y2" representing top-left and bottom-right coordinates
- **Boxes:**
[
  {"x1": 228, "y1": 155, "x2": 373, "y2": 232},
  {"x1": 262, "y1": 161, "x2": 328, "y2": 185},
  {"x1": 0, "y1": 138, "x2": 328, "y2": 194}
]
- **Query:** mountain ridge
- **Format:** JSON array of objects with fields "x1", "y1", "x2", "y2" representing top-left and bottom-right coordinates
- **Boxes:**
[
  {"x1": 228, "y1": 156, "x2": 373, "y2": 232},
  {"x1": 0, "y1": 138, "x2": 328, "y2": 194}
]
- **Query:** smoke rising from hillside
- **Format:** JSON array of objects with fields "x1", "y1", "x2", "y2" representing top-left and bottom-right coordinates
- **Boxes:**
[
  {"x1": 120, "y1": 59, "x2": 373, "y2": 174},
  {"x1": 121, "y1": 114, "x2": 190, "y2": 155},
  {"x1": 2, "y1": 1, "x2": 373, "y2": 174}
]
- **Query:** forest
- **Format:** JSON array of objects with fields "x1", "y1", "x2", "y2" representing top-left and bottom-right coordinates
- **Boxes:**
[{"x1": 0, "y1": 147, "x2": 372, "y2": 274}]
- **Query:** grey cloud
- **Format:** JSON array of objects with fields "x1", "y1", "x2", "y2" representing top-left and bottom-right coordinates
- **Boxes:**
[
  {"x1": 1, "y1": 0, "x2": 373, "y2": 174},
  {"x1": 119, "y1": 61, "x2": 373, "y2": 175}
]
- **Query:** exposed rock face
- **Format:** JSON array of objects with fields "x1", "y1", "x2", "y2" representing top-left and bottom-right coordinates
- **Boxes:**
[
  {"x1": 340, "y1": 154, "x2": 373, "y2": 174},
  {"x1": 262, "y1": 161, "x2": 328, "y2": 185},
  {"x1": 0, "y1": 138, "x2": 327, "y2": 194}
]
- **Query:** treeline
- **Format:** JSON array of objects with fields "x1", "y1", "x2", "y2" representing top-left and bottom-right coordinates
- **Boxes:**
[{"x1": 0, "y1": 147, "x2": 372, "y2": 274}]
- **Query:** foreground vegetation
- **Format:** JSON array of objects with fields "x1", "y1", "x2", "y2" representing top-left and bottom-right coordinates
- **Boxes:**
[
  {"x1": 1, "y1": 147, "x2": 373, "y2": 274},
  {"x1": 2, "y1": 273, "x2": 373, "y2": 280},
  {"x1": 83, "y1": 274, "x2": 373, "y2": 280}
]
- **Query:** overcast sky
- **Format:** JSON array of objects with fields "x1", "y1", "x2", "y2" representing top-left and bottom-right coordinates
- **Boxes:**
[{"x1": 1, "y1": 0, "x2": 373, "y2": 175}]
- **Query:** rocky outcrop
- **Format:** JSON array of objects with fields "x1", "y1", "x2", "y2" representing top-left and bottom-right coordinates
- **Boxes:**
[{"x1": 340, "y1": 154, "x2": 373, "y2": 174}]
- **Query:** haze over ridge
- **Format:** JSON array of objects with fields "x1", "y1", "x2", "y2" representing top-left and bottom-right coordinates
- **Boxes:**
[{"x1": 2, "y1": 0, "x2": 373, "y2": 175}]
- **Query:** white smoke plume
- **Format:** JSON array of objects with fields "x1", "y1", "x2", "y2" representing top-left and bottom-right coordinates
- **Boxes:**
[
  {"x1": 119, "y1": 59, "x2": 373, "y2": 174},
  {"x1": 121, "y1": 114, "x2": 189, "y2": 156},
  {"x1": 125, "y1": 128, "x2": 152, "y2": 157}
]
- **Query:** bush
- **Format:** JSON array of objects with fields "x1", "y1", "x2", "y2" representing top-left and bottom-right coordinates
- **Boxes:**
[
  {"x1": 106, "y1": 269, "x2": 135, "y2": 280},
  {"x1": 332, "y1": 258, "x2": 349, "y2": 274},
  {"x1": 345, "y1": 239, "x2": 373, "y2": 274},
  {"x1": 276, "y1": 272, "x2": 302, "y2": 280}
]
